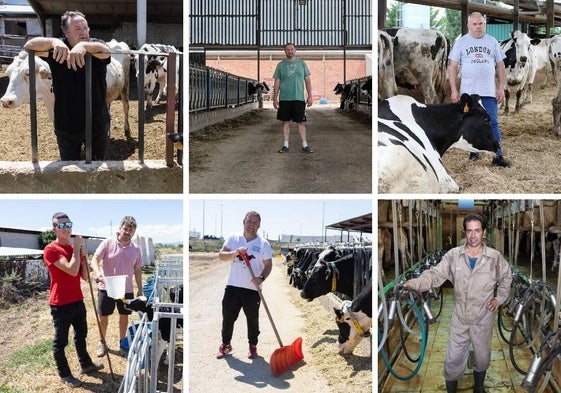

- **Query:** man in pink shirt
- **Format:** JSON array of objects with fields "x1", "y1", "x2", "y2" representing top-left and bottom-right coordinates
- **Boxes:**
[{"x1": 90, "y1": 216, "x2": 143, "y2": 357}]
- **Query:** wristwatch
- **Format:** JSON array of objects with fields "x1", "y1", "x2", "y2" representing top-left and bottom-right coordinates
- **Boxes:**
[{"x1": 259, "y1": 275, "x2": 265, "y2": 281}]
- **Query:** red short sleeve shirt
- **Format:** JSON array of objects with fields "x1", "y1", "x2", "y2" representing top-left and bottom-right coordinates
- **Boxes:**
[{"x1": 43, "y1": 241, "x2": 84, "y2": 306}]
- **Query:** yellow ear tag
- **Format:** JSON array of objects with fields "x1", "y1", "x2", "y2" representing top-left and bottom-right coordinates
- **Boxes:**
[{"x1": 463, "y1": 103, "x2": 469, "y2": 113}]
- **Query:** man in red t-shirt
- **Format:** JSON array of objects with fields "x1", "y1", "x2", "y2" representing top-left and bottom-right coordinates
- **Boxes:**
[{"x1": 43, "y1": 212, "x2": 103, "y2": 388}]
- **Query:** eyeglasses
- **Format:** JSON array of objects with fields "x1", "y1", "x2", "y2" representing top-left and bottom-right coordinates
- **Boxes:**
[{"x1": 54, "y1": 222, "x2": 73, "y2": 229}]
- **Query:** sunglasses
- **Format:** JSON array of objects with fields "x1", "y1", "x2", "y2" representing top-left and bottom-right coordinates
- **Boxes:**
[{"x1": 54, "y1": 222, "x2": 73, "y2": 229}]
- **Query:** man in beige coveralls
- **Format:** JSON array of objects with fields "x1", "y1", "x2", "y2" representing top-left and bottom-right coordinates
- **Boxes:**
[{"x1": 404, "y1": 213, "x2": 512, "y2": 393}]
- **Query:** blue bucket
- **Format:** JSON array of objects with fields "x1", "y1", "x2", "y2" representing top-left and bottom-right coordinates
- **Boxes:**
[
  {"x1": 142, "y1": 284, "x2": 154, "y2": 299},
  {"x1": 120, "y1": 323, "x2": 152, "y2": 365}
]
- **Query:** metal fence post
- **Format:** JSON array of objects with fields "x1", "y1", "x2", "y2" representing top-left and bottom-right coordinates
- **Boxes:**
[
  {"x1": 27, "y1": 51, "x2": 38, "y2": 163},
  {"x1": 165, "y1": 51, "x2": 176, "y2": 168},
  {"x1": 85, "y1": 54, "x2": 92, "y2": 163},
  {"x1": 138, "y1": 54, "x2": 145, "y2": 163}
]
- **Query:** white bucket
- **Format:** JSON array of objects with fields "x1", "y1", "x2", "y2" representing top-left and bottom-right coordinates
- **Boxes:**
[{"x1": 104, "y1": 275, "x2": 127, "y2": 300}]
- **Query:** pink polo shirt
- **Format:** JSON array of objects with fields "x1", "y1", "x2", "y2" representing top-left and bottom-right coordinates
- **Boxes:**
[{"x1": 95, "y1": 238, "x2": 142, "y2": 293}]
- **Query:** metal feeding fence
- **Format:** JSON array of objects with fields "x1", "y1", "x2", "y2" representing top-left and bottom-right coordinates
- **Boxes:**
[
  {"x1": 119, "y1": 255, "x2": 183, "y2": 393},
  {"x1": 23, "y1": 49, "x2": 183, "y2": 166},
  {"x1": 189, "y1": 62, "x2": 260, "y2": 113}
]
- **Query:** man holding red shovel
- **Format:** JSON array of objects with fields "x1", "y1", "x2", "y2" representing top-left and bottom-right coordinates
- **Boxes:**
[{"x1": 217, "y1": 211, "x2": 272, "y2": 360}]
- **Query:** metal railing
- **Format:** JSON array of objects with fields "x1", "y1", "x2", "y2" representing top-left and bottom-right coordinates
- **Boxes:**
[
  {"x1": 119, "y1": 255, "x2": 183, "y2": 393},
  {"x1": 189, "y1": 62, "x2": 259, "y2": 113},
  {"x1": 24, "y1": 49, "x2": 183, "y2": 165}
]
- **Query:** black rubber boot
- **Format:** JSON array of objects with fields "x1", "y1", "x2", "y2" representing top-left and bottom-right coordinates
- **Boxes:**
[
  {"x1": 473, "y1": 370, "x2": 487, "y2": 393},
  {"x1": 446, "y1": 380, "x2": 458, "y2": 393}
]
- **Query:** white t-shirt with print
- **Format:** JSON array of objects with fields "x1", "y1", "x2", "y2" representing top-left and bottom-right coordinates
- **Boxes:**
[
  {"x1": 223, "y1": 233, "x2": 272, "y2": 291},
  {"x1": 449, "y1": 33, "x2": 506, "y2": 98}
]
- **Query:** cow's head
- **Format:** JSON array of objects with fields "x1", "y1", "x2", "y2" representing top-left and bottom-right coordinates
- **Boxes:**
[
  {"x1": 334, "y1": 301, "x2": 372, "y2": 355},
  {"x1": 1, "y1": 51, "x2": 52, "y2": 110},
  {"x1": 299, "y1": 248, "x2": 345, "y2": 301},
  {"x1": 511, "y1": 30, "x2": 532, "y2": 64},
  {"x1": 451, "y1": 93, "x2": 500, "y2": 154}
]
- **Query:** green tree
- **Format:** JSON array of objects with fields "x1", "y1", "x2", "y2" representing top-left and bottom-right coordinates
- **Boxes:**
[
  {"x1": 443, "y1": 9, "x2": 462, "y2": 41},
  {"x1": 430, "y1": 7, "x2": 446, "y2": 31},
  {"x1": 39, "y1": 230, "x2": 56, "y2": 250},
  {"x1": 385, "y1": 1, "x2": 403, "y2": 28}
]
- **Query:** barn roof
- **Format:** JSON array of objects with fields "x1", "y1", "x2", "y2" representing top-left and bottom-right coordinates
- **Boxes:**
[
  {"x1": 385, "y1": 0, "x2": 561, "y2": 25},
  {"x1": 26, "y1": 0, "x2": 182, "y2": 29},
  {"x1": 0, "y1": 246, "x2": 43, "y2": 257},
  {"x1": 326, "y1": 213, "x2": 372, "y2": 234}
]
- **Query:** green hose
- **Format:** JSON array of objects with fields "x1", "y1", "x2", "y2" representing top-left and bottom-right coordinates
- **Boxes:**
[{"x1": 379, "y1": 299, "x2": 427, "y2": 381}]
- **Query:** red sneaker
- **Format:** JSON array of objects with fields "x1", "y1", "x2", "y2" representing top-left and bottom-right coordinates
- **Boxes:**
[
  {"x1": 216, "y1": 343, "x2": 232, "y2": 359},
  {"x1": 248, "y1": 344, "x2": 258, "y2": 359}
]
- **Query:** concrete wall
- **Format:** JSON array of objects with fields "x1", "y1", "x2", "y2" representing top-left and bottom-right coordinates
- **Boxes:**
[
  {"x1": 0, "y1": 160, "x2": 183, "y2": 193},
  {"x1": 189, "y1": 102, "x2": 258, "y2": 133},
  {"x1": 0, "y1": 231, "x2": 39, "y2": 249},
  {"x1": 0, "y1": 231, "x2": 102, "y2": 254}
]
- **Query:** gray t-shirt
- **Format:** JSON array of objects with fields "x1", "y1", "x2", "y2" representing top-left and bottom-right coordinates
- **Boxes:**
[{"x1": 449, "y1": 33, "x2": 505, "y2": 98}]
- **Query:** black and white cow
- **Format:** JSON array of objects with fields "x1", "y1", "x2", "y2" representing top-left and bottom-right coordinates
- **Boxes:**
[
  {"x1": 334, "y1": 278, "x2": 372, "y2": 354},
  {"x1": 333, "y1": 82, "x2": 352, "y2": 109},
  {"x1": 135, "y1": 43, "x2": 179, "y2": 110},
  {"x1": 1, "y1": 45, "x2": 131, "y2": 135},
  {"x1": 289, "y1": 248, "x2": 320, "y2": 289},
  {"x1": 124, "y1": 284, "x2": 183, "y2": 365},
  {"x1": 300, "y1": 252, "x2": 355, "y2": 301},
  {"x1": 378, "y1": 93, "x2": 499, "y2": 193},
  {"x1": 386, "y1": 27, "x2": 448, "y2": 104},
  {"x1": 378, "y1": 30, "x2": 398, "y2": 101},
  {"x1": 248, "y1": 81, "x2": 269, "y2": 95},
  {"x1": 500, "y1": 30, "x2": 538, "y2": 114}
]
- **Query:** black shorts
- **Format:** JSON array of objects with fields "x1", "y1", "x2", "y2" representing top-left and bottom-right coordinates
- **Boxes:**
[
  {"x1": 97, "y1": 290, "x2": 134, "y2": 316},
  {"x1": 276, "y1": 100, "x2": 307, "y2": 122}
]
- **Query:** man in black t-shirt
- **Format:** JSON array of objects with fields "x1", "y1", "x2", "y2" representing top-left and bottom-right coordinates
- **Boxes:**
[{"x1": 24, "y1": 10, "x2": 111, "y2": 160}]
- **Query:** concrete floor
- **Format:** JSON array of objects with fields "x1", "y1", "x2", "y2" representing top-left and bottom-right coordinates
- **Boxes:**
[{"x1": 380, "y1": 287, "x2": 557, "y2": 393}]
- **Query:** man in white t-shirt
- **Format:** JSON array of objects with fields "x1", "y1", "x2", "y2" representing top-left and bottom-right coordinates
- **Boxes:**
[
  {"x1": 216, "y1": 211, "x2": 273, "y2": 360},
  {"x1": 448, "y1": 12, "x2": 511, "y2": 168}
]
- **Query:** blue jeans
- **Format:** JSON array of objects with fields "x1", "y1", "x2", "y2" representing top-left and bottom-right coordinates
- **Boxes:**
[{"x1": 480, "y1": 96, "x2": 502, "y2": 157}]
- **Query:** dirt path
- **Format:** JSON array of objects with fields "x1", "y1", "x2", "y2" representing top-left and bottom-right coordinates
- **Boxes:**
[
  {"x1": 188, "y1": 252, "x2": 372, "y2": 393},
  {"x1": 189, "y1": 104, "x2": 372, "y2": 194}
]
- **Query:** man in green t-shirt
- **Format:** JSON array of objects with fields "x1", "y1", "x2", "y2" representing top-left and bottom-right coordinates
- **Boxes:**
[{"x1": 272, "y1": 43, "x2": 314, "y2": 153}]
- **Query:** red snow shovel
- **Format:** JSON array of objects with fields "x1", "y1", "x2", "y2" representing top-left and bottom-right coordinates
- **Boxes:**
[{"x1": 240, "y1": 252, "x2": 304, "y2": 377}]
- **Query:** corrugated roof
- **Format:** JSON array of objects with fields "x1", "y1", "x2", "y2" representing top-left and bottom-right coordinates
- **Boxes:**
[
  {"x1": 26, "y1": 0, "x2": 182, "y2": 29},
  {"x1": 0, "y1": 246, "x2": 43, "y2": 257},
  {"x1": 0, "y1": 5, "x2": 35, "y2": 15},
  {"x1": 326, "y1": 213, "x2": 372, "y2": 234}
]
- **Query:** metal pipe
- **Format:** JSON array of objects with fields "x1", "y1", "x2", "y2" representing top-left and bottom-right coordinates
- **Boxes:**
[
  {"x1": 27, "y1": 51, "x2": 38, "y2": 163},
  {"x1": 85, "y1": 54, "x2": 92, "y2": 163}
]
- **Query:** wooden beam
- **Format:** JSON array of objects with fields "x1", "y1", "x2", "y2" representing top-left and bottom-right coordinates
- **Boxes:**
[{"x1": 397, "y1": 0, "x2": 561, "y2": 25}]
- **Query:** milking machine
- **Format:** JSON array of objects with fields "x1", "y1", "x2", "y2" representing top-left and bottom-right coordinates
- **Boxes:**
[
  {"x1": 498, "y1": 200, "x2": 561, "y2": 393},
  {"x1": 379, "y1": 280, "x2": 428, "y2": 381},
  {"x1": 378, "y1": 200, "x2": 443, "y2": 382},
  {"x1": 508, "y1": 279, "x2": 557, "y2": 375}
]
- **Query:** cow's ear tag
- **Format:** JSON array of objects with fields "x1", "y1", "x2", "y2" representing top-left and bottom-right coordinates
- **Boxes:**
[{"x1": 463, "y1": 103, "x2": 470, "y2": 113}]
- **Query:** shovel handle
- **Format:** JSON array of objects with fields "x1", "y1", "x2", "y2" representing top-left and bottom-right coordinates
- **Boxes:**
[{"x1": 240, "y1": 252, "x2": 284, "y2": 348}]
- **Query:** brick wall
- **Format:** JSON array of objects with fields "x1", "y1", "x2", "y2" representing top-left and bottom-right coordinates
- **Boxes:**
[{"x1": 205, "y1": 58, "x2": 368, "y2": 102}]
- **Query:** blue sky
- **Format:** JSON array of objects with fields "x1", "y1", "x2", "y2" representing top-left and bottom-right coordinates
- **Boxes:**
[
  {"x1": 0, "y1": 197, "x2": 183, "y2": 244},
  {"x1": 188, "y1": 198, "x2": 372, "y2": 241}
]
